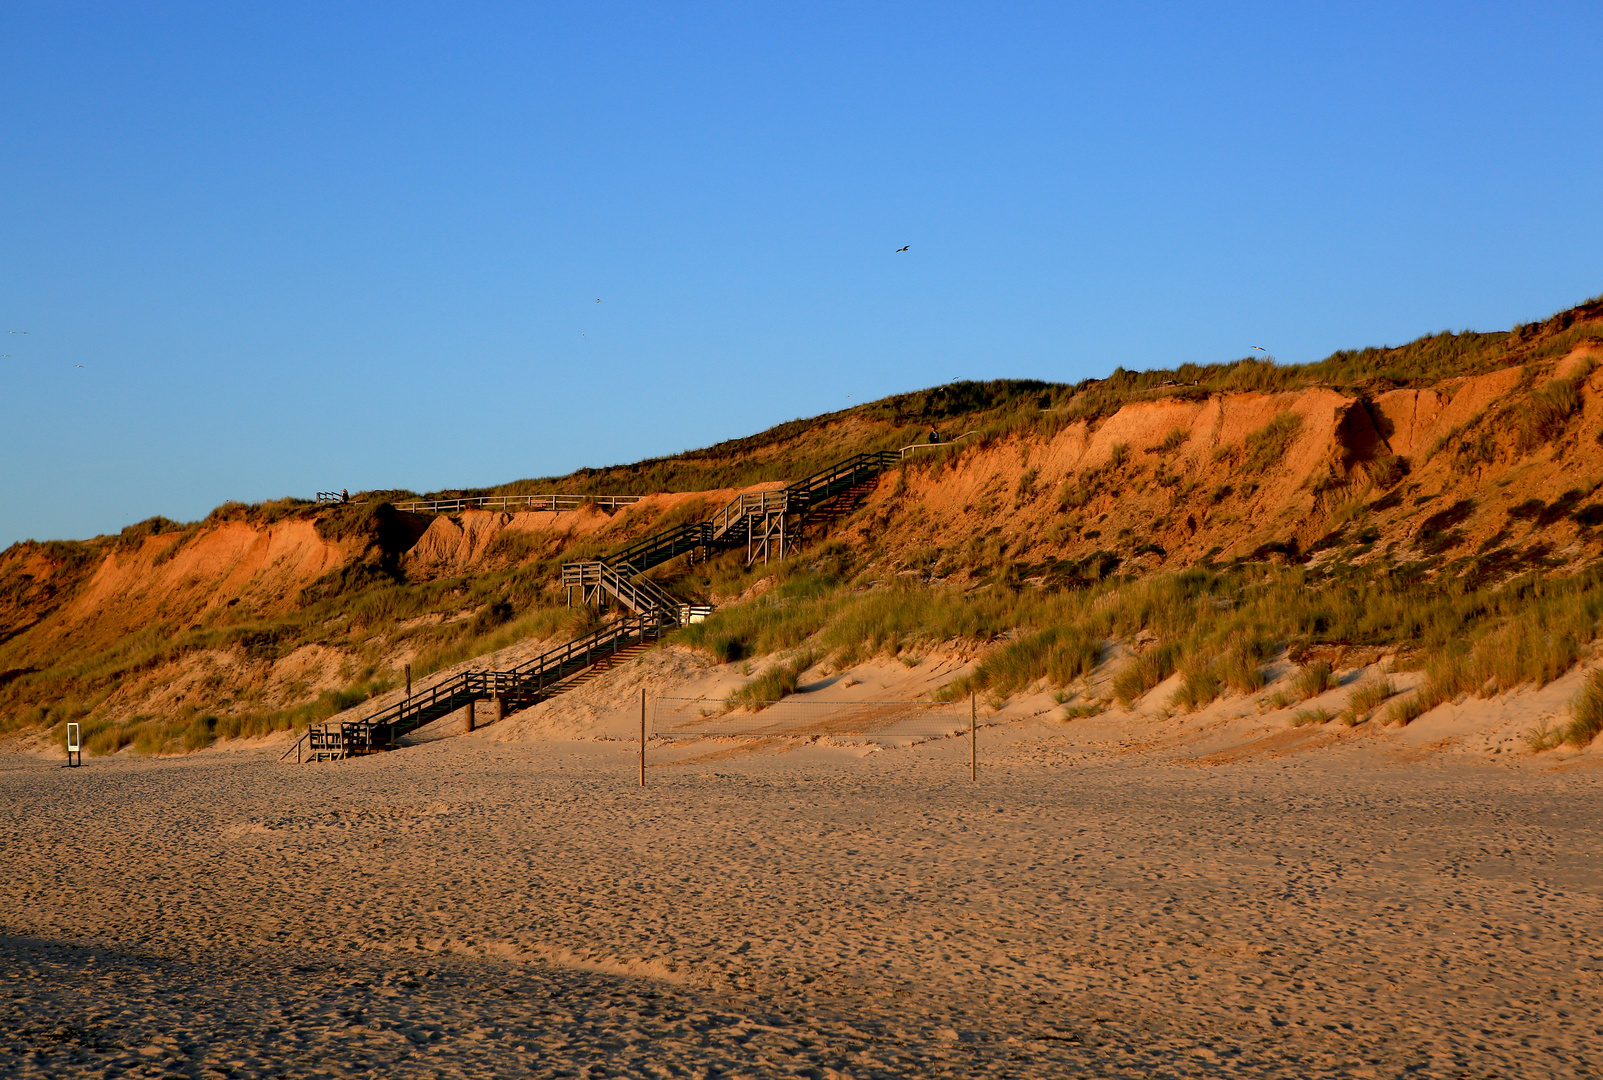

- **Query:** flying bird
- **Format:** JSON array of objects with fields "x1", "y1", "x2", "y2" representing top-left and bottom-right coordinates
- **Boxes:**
[
  {"x1": 896, "y1": 246, "x2": 909, "y2": 252},
  {"x1": 74, "y1": 364, "x2": 83, "y2": 369},
  {"x1": 8, "y1": 330, "x2": 26, "y2": 334},
  {"x1": 1251, "y1": 346, "x2": 1269, "y2": 353},
  {"x1": 595, "y1": 299, "x2": 601, "y2": 303}
]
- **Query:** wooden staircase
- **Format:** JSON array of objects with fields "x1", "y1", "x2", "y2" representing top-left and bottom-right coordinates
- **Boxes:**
[
  {"x1": 284, "y1": 612, "x2": 673, "y2": 762},
  {"x1": 285, "y1": 452, "x2": 906, "y2": 763},
  {"x1": 802, "y1": 477, "x2": 881, "y2": 531},
  {"x1": 562, "y1": 451, "x2": 899, "y2": 616}
]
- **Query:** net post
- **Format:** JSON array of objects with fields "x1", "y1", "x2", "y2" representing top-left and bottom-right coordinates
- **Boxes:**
[
  {"x1": 970, "y1": 692, "x2": 976, "y2": 781},
  {"x1": 640, "y1": 688, "x2": 646, "y2": 788}
]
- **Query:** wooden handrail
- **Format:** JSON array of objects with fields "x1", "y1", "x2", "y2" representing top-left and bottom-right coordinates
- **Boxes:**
[
  {"x1": 289, "y1": 611, "x2": 678, "y2": 762},
  {"x1": 571, "y1": 450, "x2": 902, "y2": 582},
  {"x1": 278, "y1": 729, "x2": 312, "y2": 762},
  {"x1": 898, "y1": 431, "x2": 977, "y2": 456},
  {"x1": 393, "y1": 493, "x2": 645, "y2": 514}
]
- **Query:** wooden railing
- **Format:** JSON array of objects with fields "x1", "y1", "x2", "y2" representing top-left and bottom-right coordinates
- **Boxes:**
[
  {"x1": 561, "y1": 561, "x2": 714, "y2": 624},
  {"x1": 562, "y1": 561, "x2": 678, "y2": 614},
  {"x1": 394, "y1": 493, "x2": 645, "y2": 515},
  {"x1": 505, "y1": 612, "x2": 674, "y2": 682},
  {"x1": 898, "y1": 431, "x2": 977, "y2": 456},
  {"x1": 708, "y1": 489, "x2": 789, "y2": 542},
  {"x1": 567, "y1": 450, "x2": 904, "y2": 584},
  {"x1": 349, "y1": 441, "x2": 966, "y2": 523},
  {"x1": 603, "y1": 521, "x2": 714, "y2": 574},
  {"x1": 285, "y1": 613, "x2": 676, "y2": 762},
  {"x1": 786, "y1": 451, "x2": 900, "y2": 511}
]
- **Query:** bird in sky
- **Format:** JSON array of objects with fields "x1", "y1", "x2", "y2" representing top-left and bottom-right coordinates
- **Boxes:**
[
  {"x1": 8, "y1": 330, "x2": 27, "y2": 334},
  {"x1": 74, "y1": 364, "x2": 84, "y2": 369},
  {"x1": 1251, "y1": 346, "x2": 1269, "y2": 354},
  {"x1": 896, "y1": 246, "x2": 909, "y2": 252},
  {"x1": 595, "y1": 299, "x2": 601, "y2": 303}
]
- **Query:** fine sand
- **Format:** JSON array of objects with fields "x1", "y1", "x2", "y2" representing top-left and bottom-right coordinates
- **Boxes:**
[{"x1": 3, "y1": 724, "x2": 1602, "y2": 1078}]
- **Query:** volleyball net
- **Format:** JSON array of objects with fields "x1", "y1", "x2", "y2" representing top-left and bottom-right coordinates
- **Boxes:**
[{"x1": 649, "y1": 696, "x2": 978, "y2": 741}]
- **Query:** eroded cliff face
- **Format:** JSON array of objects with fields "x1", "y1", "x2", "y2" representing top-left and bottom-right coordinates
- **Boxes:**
[
  {"x1": 839, "y1": 347, "x2": 1603, "y2": 586},
  {"x1": 6, "y1": 338, "x2": 1603, "y2": 739}
]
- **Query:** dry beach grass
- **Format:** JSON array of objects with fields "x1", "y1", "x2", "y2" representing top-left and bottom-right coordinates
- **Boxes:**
[{"x1": 3, "y1": 718, "x2": 1601, "y2": 1078}]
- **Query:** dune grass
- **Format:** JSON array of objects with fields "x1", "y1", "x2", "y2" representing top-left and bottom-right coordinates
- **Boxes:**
[
  {"x1": 1524, "y1": 719, "x2": 1565, "y2": 752},
  {"x1": 1290, "y1": 707, "x2": 1333, "y2": 727},
  {"x1": 1218, "y1": 636, "x2": 1270, "y2": 693},
  {"x1": 1170, "y1": 658, "x2": 1222, "y2": 713},
  {"x1": 1111, "y1": 644, "x2": 1180, "y2": 705},
  {"x1": 675, "y1": 554, "x2": 1603, "y2": 725},
  {"x1": 1242, "y1": 413, "x2": 1305, "y2": 473},
  {"x1": 727, "y1": 652, "x2": 821, "y2": 711},
  {"x1": 1338, "y1": 676, "x2": 1396, "y2": 725},
  {"x1": 1384, "y1": 606, "x2": 1591, "y2": 725},
  {"x1": 1515, "y1": 360, "x2": 1594, "y2": 452},
  {"x1": 28, "y1": 542, "x2": 1603, "y2": 753},
  {"x1": 1292, "y1": 661, "x2": 1337, "y2": 702},
  {"x1": 943, "y1": 626, "x2": 1102, "y2": 701},
  {"x1": 1564, "y1": 669, "x2": 1603, "y2": 747}
]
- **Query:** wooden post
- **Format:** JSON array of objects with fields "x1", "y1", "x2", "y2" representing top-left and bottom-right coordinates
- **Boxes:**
[
  {"x1": 970, "y1": 692, "x2": 977, "y2": 781},
  {"x1": 639, "y1": 688, "x2": 647, "y2": 787},
  {"x1": 463, "y1": 698, "x2": 475, "y2": 734},
  {"x1": 405, "y1": 664, "x2": 412, "y2": 698},
  {"x1": 490, "y1": 696, "x2": 504, "y2": 725}
]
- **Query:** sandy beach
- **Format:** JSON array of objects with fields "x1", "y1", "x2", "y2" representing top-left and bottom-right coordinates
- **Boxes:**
[{"x1": 3, "y1": 724, "x2": 1601, "y2": 1078}]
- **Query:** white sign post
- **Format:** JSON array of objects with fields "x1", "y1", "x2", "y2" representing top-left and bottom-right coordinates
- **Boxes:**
[{"x1": 66, "y1": 722, "x2": 81, "y2": 767}]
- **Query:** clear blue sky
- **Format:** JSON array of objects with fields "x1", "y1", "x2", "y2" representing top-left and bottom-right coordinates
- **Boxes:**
[{"x1": 4, "y1": 3, "x2": 1601, "y2": 546}]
